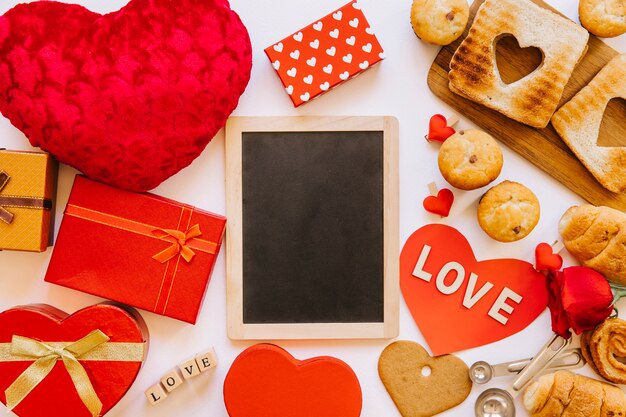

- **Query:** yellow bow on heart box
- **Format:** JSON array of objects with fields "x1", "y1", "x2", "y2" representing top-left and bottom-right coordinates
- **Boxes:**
[{"x1": 0, "y1": 330, "x2": 146, "y2": 417}]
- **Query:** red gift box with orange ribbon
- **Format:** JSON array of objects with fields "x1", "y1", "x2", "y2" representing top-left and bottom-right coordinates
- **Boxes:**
[{"x1": 44, "y1": 176, "x2": 226, "y2": 324}]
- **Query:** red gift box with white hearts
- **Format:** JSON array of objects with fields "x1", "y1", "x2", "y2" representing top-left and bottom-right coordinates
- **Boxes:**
[
  {"x1": 265, "y1": 0, "x2": 385, "y2": 106},
  {"x1": 44, "y1": 176, "x2": 226, "y2": 324}
]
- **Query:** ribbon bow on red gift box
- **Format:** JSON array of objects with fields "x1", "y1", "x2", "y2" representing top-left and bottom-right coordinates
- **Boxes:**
[{"x1": 152, "y1": 224, "x2": 204, "y2": 263}]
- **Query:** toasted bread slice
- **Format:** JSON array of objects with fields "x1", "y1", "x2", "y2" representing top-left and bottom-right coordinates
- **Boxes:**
[
  {"x1": 448, "y1": 0, "x2": 589, "y2": 128},
  {"x1": 552, "y1": 54, "x2": 626, "y2": 193}
]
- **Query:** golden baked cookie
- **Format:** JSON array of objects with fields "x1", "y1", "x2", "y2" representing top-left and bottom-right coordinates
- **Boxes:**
[
  {"x1": 410, "y1": 0, "x2": 470, "y2": 45},
  {"x1": 378, "y1": 341, "x2": 472, "y2": 417},
  {"x1": 438, "y1": 129, "x2": 503, "y2": 190},
  {"x1": 477, "y1": 181, "x2": 540, "y2": 242},
  {"x1": 579, "y1": 0, "x2": 626, "y2": 38}
]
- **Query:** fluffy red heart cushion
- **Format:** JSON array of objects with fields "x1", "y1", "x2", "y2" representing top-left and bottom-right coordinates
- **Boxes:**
[
  {"x1": 0, "y1": 303, "x2": 148, "y2": 417},
  {"x1": 223, "y1": 344, "x2": 362, "y2": 417},
  {"x1": 0, "y1": 0, "x2": 252, "y2": 191}
]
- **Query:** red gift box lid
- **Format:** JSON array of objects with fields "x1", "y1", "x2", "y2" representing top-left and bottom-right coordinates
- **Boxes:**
[
  {"x1": 265, "y1": 0, "x2": 385, "y2": 107},
  {"x1": 45, "y1": 176, "x2": 226, "y2": 324}
]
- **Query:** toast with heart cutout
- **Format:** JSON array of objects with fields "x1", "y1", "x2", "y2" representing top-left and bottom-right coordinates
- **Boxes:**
[
  {"x1": 448, "y1": 0, "x2": 589, "y2": 128},
  {"x1": 551, "y1": 54, "x2": 626, "y2": 193}
]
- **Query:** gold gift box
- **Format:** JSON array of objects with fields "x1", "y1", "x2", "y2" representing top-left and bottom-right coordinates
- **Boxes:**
[{"x1": 0, "y1": 150, "x2": 58, "y2": 252}]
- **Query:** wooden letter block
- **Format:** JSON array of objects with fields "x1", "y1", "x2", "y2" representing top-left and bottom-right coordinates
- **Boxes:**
[
  {"x1": 195, "y1": 347, "x2": 218, "y2": 372},
  {"x1": 160, "y1": 370, "x2": 184, "y2": 392},
  {"x1": 145, "y1": 383, "x2": 168, "y2": 405},
  {"x1": 178, "y1": 357, "x2": 201, "y2": 379}
]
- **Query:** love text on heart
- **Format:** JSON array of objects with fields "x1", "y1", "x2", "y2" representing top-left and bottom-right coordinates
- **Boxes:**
[{"x1": 412, "y1": 245, "x2": 522, "y2": 325}]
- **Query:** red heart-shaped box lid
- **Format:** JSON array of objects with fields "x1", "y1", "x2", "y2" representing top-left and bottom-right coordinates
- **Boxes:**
[
  {"x1": 0, "y1": 303, "x2": 148, "y2": 417},
  {"x1": 223, "y1": 344, "x2": 362, "y2": 417},
  {"x1": 0, "y1": 0, "x2": 252, "y2": 191}
]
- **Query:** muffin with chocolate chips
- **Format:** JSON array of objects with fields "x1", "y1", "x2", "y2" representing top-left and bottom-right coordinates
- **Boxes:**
[
  {"x1": 478, "y1": 181, "x2": 540, "y2": 242},
  {"x1": 410, "y1": 0, "x2": 470, "y2": 45},
  {"x1": 438, "y1": 129, "x2": 503, "y2": 190}
]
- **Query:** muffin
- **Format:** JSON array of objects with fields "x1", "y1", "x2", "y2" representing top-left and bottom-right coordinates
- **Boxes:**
[
  {"x1": 579, "y1": 0, "x2": 626, "y2": 38},
  {"x1": 410, "y1": 0, "x2": 470, "y2": 45},
  {"x1": 477, "y1": 181, "x2": 540, "y2": 242},
  {"x1": 438, "y1": 129, "x2": 503, "y2": 190}
]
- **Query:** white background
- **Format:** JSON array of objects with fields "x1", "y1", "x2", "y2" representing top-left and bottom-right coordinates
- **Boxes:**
[{"x1": 0, "y1": 0, "x2": 624, "y2": 416}]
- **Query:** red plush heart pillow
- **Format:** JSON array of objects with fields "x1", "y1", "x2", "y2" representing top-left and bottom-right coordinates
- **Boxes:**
[{"x1": 0, "y1": 0, "x2": 252, "y2": 191}]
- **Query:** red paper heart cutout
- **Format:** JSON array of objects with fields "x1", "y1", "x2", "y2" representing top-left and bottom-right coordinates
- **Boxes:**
[
  {"x1": 535, "y1": 242, "x2": 563, "y2": 272},
  {"x1": 0, "y1": 0, "x2": 252, "y2": 192},
  {"x1": 0, "y1": 303, "x2": 148, "y2": 417},
  {"x1": 423, "y1": 188, "x2": 454, "y2": 217},
  {"x1": 223, "y1": 344, "x2": 362, "y2": 417},
  {"x1": 427, "y1": 114, "x2": 456, "y2": 143},
  {"x1": 400, "y1": 224, "x2": 548, "y2": 355}
]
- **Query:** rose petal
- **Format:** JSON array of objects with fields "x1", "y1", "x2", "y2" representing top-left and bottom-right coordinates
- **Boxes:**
[
  {"x1": 546, "y1": 270, "x2": 571, "y2": 338},
  {"x1": 561, "y1": 266, "x2": 613, "y2": 335}
]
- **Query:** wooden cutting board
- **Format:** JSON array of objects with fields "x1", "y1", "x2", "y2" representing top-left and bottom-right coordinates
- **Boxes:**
[{"x1": 428, "y1": 0, "x2": 626, "y2": 210}]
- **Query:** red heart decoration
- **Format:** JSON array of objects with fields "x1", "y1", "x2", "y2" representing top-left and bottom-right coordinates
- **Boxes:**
[
  {"x1": 535, "y1": 242, "x2": 563, "y2": 272},
  {"x1": 223, "y1": 344, "x2": 362, "y2": 417},
  {"x1": 400, "y1": 224, "x2": 548, "y2": 355},
  {"x1": 423, "y1": 188, "x2": 454, "y2": 217},
  {"x1": 0, "y1": 0, "x2": 252, "y2": 192},
  {"x1": 0, "y1": 303, "x2": 148, "y2": 417},
  {"x1": 426, "y1": 114, "x2": 456, "y2": 143}
]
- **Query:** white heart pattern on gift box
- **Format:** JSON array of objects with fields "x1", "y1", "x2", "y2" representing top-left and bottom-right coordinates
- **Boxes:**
[{"x1": 264, "y1": 0, "x2": 385, "y2": 106}]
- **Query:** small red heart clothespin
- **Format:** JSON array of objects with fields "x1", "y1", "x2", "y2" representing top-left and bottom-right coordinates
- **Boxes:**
[
  {"x1": 425, "y1": 114, "x2": 459, "y2": 143},
  {"x1": 423, "y1": 182, "x2": 454, "y2": 217},
  {"x1": 535, "y1": 241, "x2": 564, "y2": 272}
]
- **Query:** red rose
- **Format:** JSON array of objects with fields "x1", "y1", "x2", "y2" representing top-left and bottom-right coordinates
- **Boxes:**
[{"x1": 546, "y1": 266, "x2": 614, "y2": 338}]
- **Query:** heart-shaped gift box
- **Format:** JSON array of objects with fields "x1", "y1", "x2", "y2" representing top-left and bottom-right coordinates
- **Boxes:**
[
  {"x1": 0, "y1": 303, "x2": 148, "y2": 417},
  {"x1": 223, "y1": 344, "x2": 362, "y2": 417}
]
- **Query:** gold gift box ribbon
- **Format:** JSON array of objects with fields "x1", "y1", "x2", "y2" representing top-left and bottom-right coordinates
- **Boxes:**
[
  {"x1": 0, "y1": 330, "x2": 146, "y2": 417},
  {"x1": 0, "y1": 170, "x2": 52, "y2": 224}
]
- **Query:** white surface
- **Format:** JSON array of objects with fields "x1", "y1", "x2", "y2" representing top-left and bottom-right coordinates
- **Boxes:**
[{"x1": 0, "y1": 0, "x2": 624, "y2": 416}]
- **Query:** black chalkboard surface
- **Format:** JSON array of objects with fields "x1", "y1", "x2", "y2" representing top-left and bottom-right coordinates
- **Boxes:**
[{"x1": 226, "y1": 117, "x2": 399, "y2": 340}]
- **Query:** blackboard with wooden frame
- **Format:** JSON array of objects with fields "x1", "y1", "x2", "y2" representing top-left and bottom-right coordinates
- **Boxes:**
[{"x1": 225, "y1": 116, "x2": 399, "y2": 340}]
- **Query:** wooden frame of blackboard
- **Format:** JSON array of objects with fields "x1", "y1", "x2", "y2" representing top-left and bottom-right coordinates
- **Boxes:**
[{"x1": 225, "y1": 116, "x2": 399, "y2": 340}]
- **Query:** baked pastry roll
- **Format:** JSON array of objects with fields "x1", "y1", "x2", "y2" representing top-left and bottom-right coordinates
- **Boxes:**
[
  {"x1": 559, "y1": 204, "x2": 626, "y2": 285},
  {"x1": 524, "y1": 371, "x2": 626, "y2": 417}
]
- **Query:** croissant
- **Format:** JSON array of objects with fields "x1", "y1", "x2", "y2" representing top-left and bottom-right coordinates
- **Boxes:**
[
  {"x1": 523, "y1": 371, "x2": 626, "y2": 417},
  {"x1": 559, "y1": 204, "x2": 626, "y2": 285}
]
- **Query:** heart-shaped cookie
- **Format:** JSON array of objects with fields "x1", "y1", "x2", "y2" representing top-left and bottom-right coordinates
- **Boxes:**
[
  {"x1": 423, "y1": 188, "x2": 454, "y2": 217},
  {"x1": 401, "y1": 224, "x2": 548, "y2": 354},
  {"x1": 223, "y1": 344, "x2": 362, "y2": 417},
  {"x1": 426, "y1": 114, "x2": 456, "y2": 143},
  {"x1": 0, "y1": 0, "x2": 252, "y2": 191},
  {"x1": 378, "y1": 340, "x2": 471, "y2": 417},
  {"x1": 0, "y1": 303, "x2": 148, "y2": 417}
]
